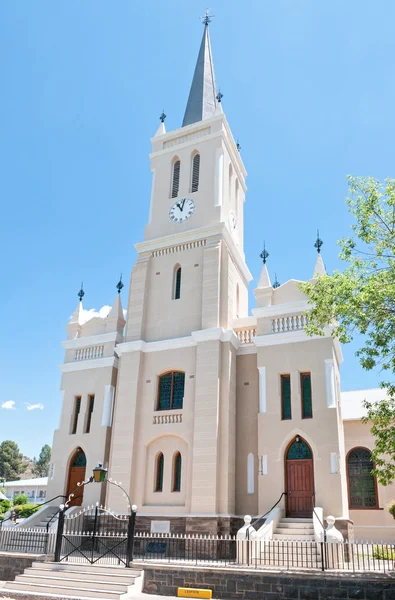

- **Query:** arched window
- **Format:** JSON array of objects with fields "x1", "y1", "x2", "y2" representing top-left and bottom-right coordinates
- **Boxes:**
[
  {"x1": 171, "y1": 159, "x2": 180, "y2": 198},
  {"x1": 191, "y1": 153, "x2": 200, "y2": 192},
  {"x1": 173, "y1": 265, "x2": 182, "y2": 300},
  {"x1": 347, "y1": 447, "x2": 378, "y2": 508},
  {"x1": 247, "y1": 453, "x2": 254, "y2": 494},
  {"x1": 157, "y1": 371, "x2": 185, "y2": 410},
  {"x1": 286, "y1": 439, "x2": 312, "y2": 460},
  {"x1": 235, "y1": 283, "x2": 240, "y2": 318},
  {"x1": 172, "y1": 452, "x2": 182, "y2": 492},
  {"x1": 71, "y1": 449, "x2": 87, "y2": 467},
  {"x1": 155, "y1": 453, "x2": 164, "y2": 492}
]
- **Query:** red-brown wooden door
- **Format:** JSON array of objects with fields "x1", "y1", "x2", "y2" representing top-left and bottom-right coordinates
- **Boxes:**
[
  {"x1": 286, "y1": 459, "x2": 314, "y2": 517},
  {"x1": 66, "y1": 466, "x2": 86, "y2": 506}
]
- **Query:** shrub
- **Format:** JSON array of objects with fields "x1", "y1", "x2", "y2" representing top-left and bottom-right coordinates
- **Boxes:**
[
  {"x1": 388, "y1": 500, "x2": 395, "y2": 520},
  {"x1": 0, "y1": 499, "x2": 11, "y2": 514},
  {"x1": 13, "y1": 493, "x2": 28, "y2": 506},
  {"x1": 373, "y1": 545, "x2": 395, "y2": 560},
  {"x1": 13, "y1": 503, "x2": 40, "y2": 518}
]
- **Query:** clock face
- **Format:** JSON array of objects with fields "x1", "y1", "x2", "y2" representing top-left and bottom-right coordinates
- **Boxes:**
[
  {"x1": 229, "y1": 212, "x2": 237, "y2": 231},
  {"x1": 169, "y1": 198, "x2": 195, "y2": 223}
]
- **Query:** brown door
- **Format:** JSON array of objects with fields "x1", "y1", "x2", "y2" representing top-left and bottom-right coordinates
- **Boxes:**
[
  {"x1": 286, "y1": 459, "x2": 314, "y2": 517},
  {"x1": 66, "y1": 465, "x2": 86, "y2": 506}
]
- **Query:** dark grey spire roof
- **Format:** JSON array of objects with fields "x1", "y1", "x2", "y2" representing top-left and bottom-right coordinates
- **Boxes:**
[{"x1": 182, "y1": 23, "x2": 217, "y2": 127}]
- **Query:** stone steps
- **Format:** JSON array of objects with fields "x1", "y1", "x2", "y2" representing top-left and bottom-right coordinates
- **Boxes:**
[{"x1": 273, "y1": 518, "x2": 315, "y2": 542}]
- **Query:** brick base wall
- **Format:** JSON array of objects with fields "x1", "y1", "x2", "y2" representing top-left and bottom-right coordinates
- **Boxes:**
[
  {"x1": 142, "y1": 565, "x2": 395, "y2": 600},
  {"x1": 135, "y1": 516, "x2": 243, "y2": 536},
  {"x1": 0, "y1": 552, "x2": 45, "y2": 581}
]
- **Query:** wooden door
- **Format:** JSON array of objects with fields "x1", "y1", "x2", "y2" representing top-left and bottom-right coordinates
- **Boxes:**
[
  {"x1": 66, "y1": 466, "x2": 86, "y2": 506},
  {"x1": 286, "y1": 459, "x2": 314, "y2": 517}
]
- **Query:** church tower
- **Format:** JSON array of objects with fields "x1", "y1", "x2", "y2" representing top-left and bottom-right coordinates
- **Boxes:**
[{"x1": 106, "y1": 16, "x2": 251, "y2": 531}]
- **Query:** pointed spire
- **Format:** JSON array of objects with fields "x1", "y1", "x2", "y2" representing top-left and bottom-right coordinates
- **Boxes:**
[
  {"x1": 154, "y1": 111, "x2": 166, "y2": 137},
  {"x1": 257, "y1": 243, "x2": 271, "y2": 288},
  {"x1": 182, "y1": 13, "x2": 217, "y2": 127},
  {"x1": 313, "y1": 231, "x2": 326, "y2": 277}
]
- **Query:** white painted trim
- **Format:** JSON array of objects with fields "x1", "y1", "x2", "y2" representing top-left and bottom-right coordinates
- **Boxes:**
[
  {"x1": 233, "y1": 316, "x2": 257, "y2": 328},
  {"x1": 330, "y1": 452, "x2": 339, "y2": 474},
  {"x1": 254, "y1": 329, "x2": 331, "y2": 348},
  {"x1": 148, "y1": 168, "x2": 156, "y2": 224},
  {"x1": 258, "y1": 367, "x2": 266, "y2": 413},
  {"x1": 237, "y1": 344, "x2": 257, "y2": 355},
  {"x1": 58, "y1": 391, "x2": 65, "y2": 429},
  {"x1": 59, "y1": 357, "x2": 118, "y2": 373},
  {"x1": 62, "y1": 332, "x2": 122, "y2": 350},
  {"x1": 325, "y1": 359, "x2": 336, "y2": 408},
  {"x1": 247, "y1": 453, "x2": 254, "y2": 494},
  {"x1": 252, "y1": 300, "x2": 310, "y2": 319},
  {"x1": 261, "y1": 455, "x2": 268, "y2": 475},
  {"x1": 215, "y1": 148, "x2": 224, "y2": 207},
  {"x1": 101, "y1": 385, "x2": 115, "y2": 427}
]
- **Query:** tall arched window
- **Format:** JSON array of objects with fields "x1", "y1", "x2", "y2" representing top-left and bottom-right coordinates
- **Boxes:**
[
  {"x1": 191, "y1": 153, "x2": 200, "y2": 192},
  {"x1": 247, "y1": 453, "x2": 254, "y2": 494},
  {"x1": 171, "y1": 159, "x2": 180, "y2": 198},
  {"x1": 155, "y1": 452, "x2": 164, "y2": 492},
  {"x1": 157, "y1": 371, "x2": 185, "y2": 410},
  {"x1": 172, "y1": 452, "x2": 182, "y2": 492},
  {"x1": 235, "y1": 283, "x2": 240, "y2": 318},
  {"x1": 347, "y1": 447, "x2": 378, "y2": 508},
  {"x1": 172, "y1": 265, "x2": 182, "y2": 300}
]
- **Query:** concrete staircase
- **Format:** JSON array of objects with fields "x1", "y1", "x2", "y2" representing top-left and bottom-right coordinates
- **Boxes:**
[
  {"x1": 35, "y1": 505, "x2": 60, "y2": 530},
  {"x1": 273, "y1": 517, "x2": 315, "y2": 540},
  {"x1": 3, "y1": 561, "x2": 143, "y2": 599},
  {"x1": 260, "y1": 518, "x2": 320, "y2": 567}
]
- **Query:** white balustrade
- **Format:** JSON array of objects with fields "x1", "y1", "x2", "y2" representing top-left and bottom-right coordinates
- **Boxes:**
[
  {"x1": 235, "y1": 327, "x2": 256, "y2": 344},
  {"x1": 153, "y1": 413, "x2": 183, "y2": 425},
  {"x1": 271, "y1": 314, "x2": 308, "y2": 333},
  {"x1": 74, "y1": 345, "x2": 104, "y2": 361}
]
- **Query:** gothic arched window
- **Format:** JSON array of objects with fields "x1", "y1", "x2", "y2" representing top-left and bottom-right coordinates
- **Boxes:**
[
  {"x1": 171, "y1": 158, "x2": 180, "y2": 198},
  {"x1": 155, "y1": 453, "x2": 164, "y2": 492},
  {"x1": 157, "y1": 371, "x2": 185, "y2": 410},
  {"x1": 191, "y1": 153, "x2": 200, "y2": 192},
  {"x1": 172, "y1": 452, "x2": 182, "y2": 492},
  {"x1": 173, "y1": 265, "x2": 182, "y2": 300},
  {"x1": 286, "y1": 439, "x2": 312, "y2": 460},
  {"x1": 347, "y1": 447, "x2": 378, "y2": 508}
]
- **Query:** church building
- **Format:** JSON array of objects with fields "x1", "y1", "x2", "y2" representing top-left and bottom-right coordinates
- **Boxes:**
[{"x1": 46, "y1": 18, "x2": 395, "y2": 542}]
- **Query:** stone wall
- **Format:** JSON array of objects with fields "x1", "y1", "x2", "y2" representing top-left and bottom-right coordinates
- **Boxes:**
[
  {"x1": 0, "y1": 552, "x2": 45, "y2": 582},
  {"x1": 142, "y1": 565, "x2": 395, "y2": 600},
  {"x1": 135, "y1": 516, "x2": 243, "y2": 536}
]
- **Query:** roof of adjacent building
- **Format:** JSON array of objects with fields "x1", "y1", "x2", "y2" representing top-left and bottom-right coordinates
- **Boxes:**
[
  {"x1": 341, "y1": 388, "x2": 385, "y2": 421},
  {"x1": 4, "y1": 477, "x2": 48, "y2": 487},
  {"x1": 0, "y1": 491, "x2": 8, "y2": 500}
]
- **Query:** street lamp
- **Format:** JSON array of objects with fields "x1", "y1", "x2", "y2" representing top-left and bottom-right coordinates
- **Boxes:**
[{"x1": 92, "y1": 463, "x2": 107, "y2": 483}]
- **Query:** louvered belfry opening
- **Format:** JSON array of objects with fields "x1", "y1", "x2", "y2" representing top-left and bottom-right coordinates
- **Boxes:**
[
  {"x1": 171, "y1": 160, "x2": 180, "y2": 198},
  {"x1": 191, "y1": 153, "x2": 200, "y2": 192}
]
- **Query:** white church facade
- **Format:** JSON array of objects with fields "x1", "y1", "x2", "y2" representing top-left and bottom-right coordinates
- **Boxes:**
[{"x1": 47, "y1": 20, "x2": 395, "y2": 542}]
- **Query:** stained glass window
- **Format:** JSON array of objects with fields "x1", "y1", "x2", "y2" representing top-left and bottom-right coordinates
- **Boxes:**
[
  {"x1": 172, "y1": 160, "x2": 180, "y2": 198},
  {"x1": 173, "y1": 452, "x2": 182, "y2": 492},
  {"x1": 287, "y1": 439, "x2": 312, "y2": 460},
  {"x1": 281, "y1": 375, "x2": 292, "y2": 420},
  {"x1": 155, "y1": 453, "x2": 164, "y2": 492},
  {"x1": 174, "y1": 267, "x2": 182, "y2": 300},
  {"x1": 348, "y1": 448, "x2": 378, "y2": 508},
  {"x1": 301, "y1": 373, "x2": 312, "y2": 419},
  {"x1": 157, "y1": 372, "x2": 185, "y2": 410},
  {"x1": 72, "y1": 450, "x2": 86, "y2": 467}
]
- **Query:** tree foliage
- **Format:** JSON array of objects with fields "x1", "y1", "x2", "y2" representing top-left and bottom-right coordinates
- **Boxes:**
[
  {"x1": 0, "y1": 440, "x2": 27, "y2": 483},
  {"x1": 32, "y1": 444, "x2": 51, "y2": 478},
  {"x1": 300, "y1": 176, "x2": 395, "y2": 485}
]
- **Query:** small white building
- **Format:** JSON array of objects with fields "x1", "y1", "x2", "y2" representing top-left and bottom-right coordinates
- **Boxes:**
[{"x1": 4, "y1": 477, "x2": 47, "y2": 504}]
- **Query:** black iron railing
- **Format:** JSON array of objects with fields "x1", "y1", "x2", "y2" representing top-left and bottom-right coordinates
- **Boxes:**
[{"x1": 249, "y1": 491, "x2": 287, "y2": 534}]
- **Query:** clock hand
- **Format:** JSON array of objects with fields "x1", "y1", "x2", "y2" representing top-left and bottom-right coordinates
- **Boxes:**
[
  {"x1": 176, "y1": 202, "x2": 182, "y2": 210},
  {"x1": 181, "y1": 199, "x2": 186, "y2": 211}
]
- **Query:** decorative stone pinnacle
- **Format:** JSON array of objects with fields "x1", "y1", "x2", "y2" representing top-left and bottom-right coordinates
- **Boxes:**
[
  {"x1": 259, "y1": 243, "x2": 269, "y2": 264},
  {"x1": 216, "y1": 89, "x2": 223, "y2": 103},
  {"x1": 314, "y1": 230, "x2": 323, "y2": 254},
  {"x1": 77, "y1": 282, "x2": 85, "y2": 302},
  {"x1": 273, "y1": 274, "x2": 280, "y2": 289},
  {"x1": 159, "y1": 110, "x2": 166, "y2": 123},
  {"x1": 116, "y1": 274, "x2": 124, "y2": 294},
  {"x1": 201, "y1": 8, "x2": 214, "y2": 26}
]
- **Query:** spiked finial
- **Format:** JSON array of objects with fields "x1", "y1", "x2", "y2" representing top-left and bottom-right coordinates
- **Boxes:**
[
  {"x1": 314, "y1": 230, "x2": 323, "y2": 254},
  {"x1": 77, "y1": 282, "x2": 84, "y2": 302},
  {"x1": 236, "y1": 139, "x2": 241, "y2": 152},
  {"x1": 159, "y1": 110, "x2": 166, "y2": 123},
  {"x1": 273, "y1": 274, "x2": 280, "y2": 289},
  {"x1": 216, "y1": 89, "x2": 223, "y2": 103},
  {"x1": 201, "y1": 8, "x2": 214, "y2": 26},
  {"x1": 116, "y1": 275, "x2": 124, "y2": 294},
  {"x1": 260, "y1": 243, "x2": 269, "y2": 265}
]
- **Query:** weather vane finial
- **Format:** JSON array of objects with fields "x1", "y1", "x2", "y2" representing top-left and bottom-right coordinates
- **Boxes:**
[
  {"x1": 260, "y1": 242, "x2": 269, "y2": 264},
  {"x1": 216, "y1": 89, "x2": 223, "y2": 103},
  {"x1": 314, "y1": 230, "x2": 323, "y2": 254},
  {"x1": 273, "y1": 273, "x2": 280, "y2": 289},
  {"x1": 78, "y1": 282, "x2": 85, "y2": 303},
  {"x1": 159, "y1": 110, "x2": 166, "y2": 123},
  {"x1": 116, "y1": 274, "x2": 124, "y2": 294},
  {"x1": 201, "y1": 8, "x2": 214, "y2": 26}
]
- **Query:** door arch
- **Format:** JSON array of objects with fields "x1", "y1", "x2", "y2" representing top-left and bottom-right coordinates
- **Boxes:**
[
  {"x1": 66, "y1": 448, "x2": 87, "y2": 506},
  {"x1": 285, "y1": 437, "x2": 314, "y2": 517}
]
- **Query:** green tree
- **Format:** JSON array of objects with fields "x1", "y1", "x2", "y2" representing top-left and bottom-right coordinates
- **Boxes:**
[
  {"x1": 0, "y1": 440, "x2": 27, "y2": 483},
  {"x1": 32, "y1": 444, "x2": 51, "y2": 478},
  {"x1": 301, "y1": 176, "x2": 395, "y2": 486}
]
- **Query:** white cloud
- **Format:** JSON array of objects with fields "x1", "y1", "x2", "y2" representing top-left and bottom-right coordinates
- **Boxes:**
[
  {"x1": 79, "y1": 305, "x2": 111, "y2": 325},
  {"x1": 1, "y1": 400, "x2": 16, "y2": 410},
  {"x1": 25, "y1": 403, "x2": 44, "y2": 411}
]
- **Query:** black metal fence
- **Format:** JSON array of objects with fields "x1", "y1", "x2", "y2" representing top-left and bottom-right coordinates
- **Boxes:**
[{"x1": 0, "y1": 527, "x2": 56, "y2": 555}]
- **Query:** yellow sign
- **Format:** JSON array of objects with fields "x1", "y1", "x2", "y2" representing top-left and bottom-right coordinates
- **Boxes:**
[{"x1": 177, "y1": 588, "x2": 212, "y2": 599}]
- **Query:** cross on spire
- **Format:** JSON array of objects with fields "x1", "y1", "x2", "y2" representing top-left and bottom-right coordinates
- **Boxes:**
[
  {"x1": 159, "y1": 110, "x2": 166, "y2": 123},
  {"x1": 260, "y1": 242, "x2": 269, "y2": 264},
  {"x1": 273, "y1": 274, "x2": 280, "y2": 288},
  {"x1": 216, "y1": 89, "x2": 223, "y2": 103},
  {"x1": 77, "y1": 282, "x2": 85, "y2": 302},
  {"x1": 201, "y1": 8, "x2": 214, "y2": 26},
  {"x1": 314, "y1": 230, "x2": 323, "y2": 254},
  {"x1": 116, "y1": 275, "x2": 124, "y2": 294}
]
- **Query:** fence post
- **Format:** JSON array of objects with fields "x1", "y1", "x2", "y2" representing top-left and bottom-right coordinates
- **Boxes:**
[
  {"x1": 126, "y1": 505, "x2": 137, "y2": 567},
  {"x1": 54, "y1": 505, "x2": 65, "y2": 562}
]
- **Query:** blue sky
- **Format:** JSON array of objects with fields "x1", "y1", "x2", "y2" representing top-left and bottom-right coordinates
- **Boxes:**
[{"x1": 1, "y1": 0, "x2": 394, "y2": 459}]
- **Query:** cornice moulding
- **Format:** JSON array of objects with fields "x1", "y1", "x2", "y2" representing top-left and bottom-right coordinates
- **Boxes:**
[
  {"x1": 59, "y1": 357, "x2": 118, "y2": 373},
  {"x1": 62, "y1": 332, "x2": 123, "y2": 350},
  {"x1": 252, "y1": 300, "x2": 310, "y2": 319}
]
